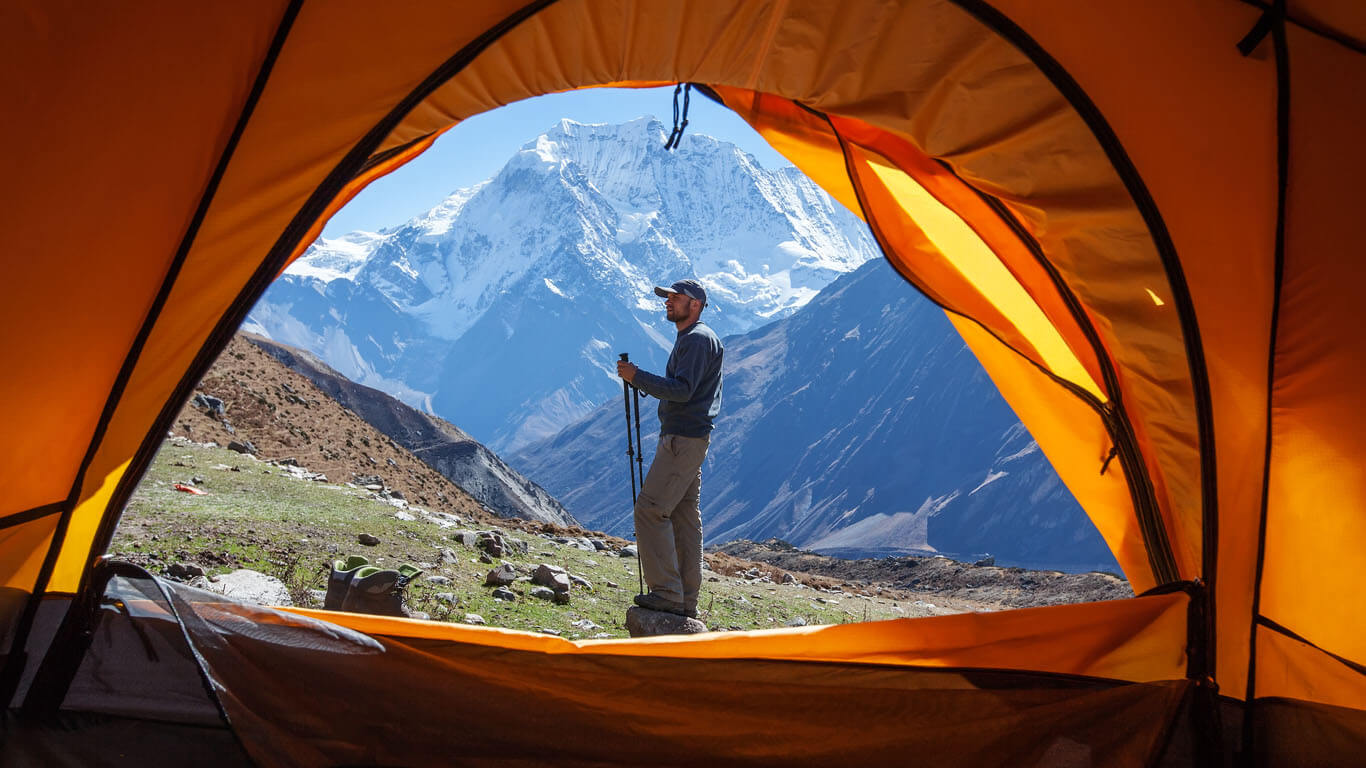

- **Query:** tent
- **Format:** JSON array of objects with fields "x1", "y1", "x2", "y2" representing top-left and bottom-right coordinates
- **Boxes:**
[{"x1": 2, "y1": 0, "x2": 1363, "y2": 763}]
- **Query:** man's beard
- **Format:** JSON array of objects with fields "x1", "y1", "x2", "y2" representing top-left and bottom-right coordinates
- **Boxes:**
[{"x1": 666, "y1": 306, "x2": 683, "y2": 322}]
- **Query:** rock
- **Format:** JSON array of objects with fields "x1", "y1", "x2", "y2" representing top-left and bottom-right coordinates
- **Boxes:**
[
  {"x1": 463, "y1": 613, "x2": 486, "y2": 625},
  {"x1": 353, "y1": 473, "x2": 382, "y2": 486},
  {"x1": 569, "y1": 574, "x2": 593, "y2": 590},
  {"x1": 619, "y1": 545, "x2": 638, "y2": 558},
  {"x1": 476, "y1": 531, "x2": 506, "y2": 557},
  {"x1": 386, "y1": 458, "x2": 398, "y2": 467},
  {"x1": 408, "y1": 611, "x2": 430, "y2": 621},
  {"x1": 357, "y1": 533, "x2": 380, "y2": 546},
  {"x1": 394, "y1": 511, "x2": 416, "y2": 521},
  {"x1": 434, "y1": 592, "x2": 457, "y2": 605},
  {"x1": 388, "y1": 488, "x2": 404, "y2": 500},
  {"x1": 533, "y1": 564, "x2": 570, "y2": 593},
  {"x1": 203, "y1": 569, "x2": 292, "y2": 606},
  {"x1": 606, "y1": 581, "x2": 619, "y2": 589},
  {"x1": 974, "y1": 555, "x2": 996, "y2": 567},
  {"x1": 485, "y1": 564, "x2": 518, "y2": 586},
  {"x1": 227, "y1": 440, "x2": 257, "y2": 456},
  {"x1": 553, "y1": 591, "x2": 570, "y2": 605},
  {"x1": 439, "y1": 548, "x2": 461, "y2": 565},
  {"x1": 426, "y1": 575, "x2": 451, "y2": 586},
  {"x1": 506, "y1": 538, "x2": 529, "y2": 555},
  {"x1": 478, "y1": 552, "x2": 494, "y2": 564},
  {"x1": 451, "y1": 530, "x2": 478, "y2": 547},
  {"x1": 786, "y1": 617, "x2": 808, "y2": 627},
  {"x1": 529, "y1": 586, "x2": 556, "y2": 601},
  {"x1": 307, "y1": 589, "x2": 327, "y2": 606},
  {"x1": 538, "y1": 628, "x2": 562, "y2": 636},
  {"x1": 781, "y1": 573, "x2": 798, "y2": 585},
  {"x1": 192, "y1": 393, "x2": 225, "y2": 418},
  {"x1": 571, "y1": 618, "x2": 601, "y2": 632},
  {"x1": 165, "y1": 562, "x2": 205, "y2": 581},
  {"x1": 276, "y1": 457, "x2": 299, "y2": 467},
  {"x1": 625, "y1": 607, "x2": 707, "y2": 637},
  {"x1": 492, "y1": 587, "x2": 517, "y2": 602},
  {"x1": 591, "y1": 539, "x2": 610, "y2": 551}
]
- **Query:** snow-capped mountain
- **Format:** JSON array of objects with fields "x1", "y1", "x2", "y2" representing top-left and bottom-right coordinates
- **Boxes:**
[
  {"x1": 245, "y1": 117, "x2": 878, "y2": 451},
  {"x1": 509, "y1": 259, "x2": 1119, "y2": 573}
]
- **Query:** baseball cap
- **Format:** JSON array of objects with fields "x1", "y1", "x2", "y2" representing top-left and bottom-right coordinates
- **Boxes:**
[{"x1": 653, "y1": 279, "x2": 707, "y2": 306}]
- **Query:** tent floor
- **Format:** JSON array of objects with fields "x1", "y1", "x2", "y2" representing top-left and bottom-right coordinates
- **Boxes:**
[{"x1": 1, "y1": 709, "x2": 252, "y2": 768}]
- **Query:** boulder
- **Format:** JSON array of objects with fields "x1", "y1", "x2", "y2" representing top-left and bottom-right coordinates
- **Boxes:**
[
  {"x1": 166, "y1": 562, "x2": 205, "y2": 581},
  {"x1": 227, "y1": 440, "x2": 257, "y2": 456},
  {"x1": 485, "y1": 564, "x2": 518, "y2": 586},
  {"x1": 357, "y1": 533, "x2": 380, "y2": 546},
  {"x1": 492, "y1": 587, "x2": 517, "y2": 601},
  {"x1": 974, "y1": 555, "x2": 996, "y2": 567},
  {"x1": 533, "y1": 564, "x2": 571, "y2": 594},
  {"x1": 569, "y1": 574, "x2": 593, "y2": 590},
  {"x1": 476, "y1": 531, "x2": 506, "y2": 557},
  {"x1": 192, "y1": 393, "x2": 225, "y2": 418},
  {"x1": 619, "y1": 545, "x2": 638, "y2": 558},
  {"x1": 591, "y1": 539, "x2": 611, "y2": 551},
  {"x1": 529, "y1": 586, "x2": 556, "y2": 601},
  {"x1": 625, "y1": 607, "x2": 707, "y2": 637},
  {"x1": 203, "y1": 569, "x2": 292, "y2": 607},
  {"x1": 451, "y1": 530, "x2": 478, "y2": 547},
  {"x1": 426, "y1": 575, "x2": 451, "y2": 586},
  {"x1": 781, "y1": 573, "x2": 798, "y2": 585},
  {"x1": 463, "y1": 613, "x2": 486, "y2": 625}
]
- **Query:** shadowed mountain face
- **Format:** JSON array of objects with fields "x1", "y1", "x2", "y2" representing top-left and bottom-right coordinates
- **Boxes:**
[
  {"x1": 245, "y1": 334, "x2": 574, "y2": 527},
  {"x1": 511, "y1": 259, "x2": 1119, "y2": 573}
]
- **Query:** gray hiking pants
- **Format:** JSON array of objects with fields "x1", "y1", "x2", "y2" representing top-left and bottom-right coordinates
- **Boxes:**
[{"x1": 634, "y1": 433, "x2": 709, "y2": 609}]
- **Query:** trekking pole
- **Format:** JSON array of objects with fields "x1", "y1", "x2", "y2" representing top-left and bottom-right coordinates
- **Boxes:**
[
  {"x1": 632, "y1": 385, "x2": 645, "y2": 491},
  {"x1": 620, "y1": 352, "x2": 646, "y2": 596}
]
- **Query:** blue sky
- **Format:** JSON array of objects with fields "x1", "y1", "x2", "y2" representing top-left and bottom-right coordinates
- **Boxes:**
[{"x1": 321, "y1": 86, "x2": 794, "y2": 238}]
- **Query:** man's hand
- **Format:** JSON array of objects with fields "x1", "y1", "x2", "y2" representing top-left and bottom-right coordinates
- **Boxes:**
[{"x1": 616, "y1": 360, "x2": 638, "y2": 383}]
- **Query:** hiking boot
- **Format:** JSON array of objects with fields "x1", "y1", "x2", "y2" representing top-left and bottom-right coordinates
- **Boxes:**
[
  {"x1": 324, "y1": 555, "x2": 370, "y2": 610},
  {"x1": 633, "y1": 591, "x2": 689, "y2": 617}
]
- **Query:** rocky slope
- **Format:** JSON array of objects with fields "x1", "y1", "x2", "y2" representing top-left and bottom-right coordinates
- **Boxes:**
[
  {"x1": 243, "y1": 333, "x2": 573, "y2": 526},
  {"x1": 173, "y1": 334, "x2": 569, "y2": 526}
]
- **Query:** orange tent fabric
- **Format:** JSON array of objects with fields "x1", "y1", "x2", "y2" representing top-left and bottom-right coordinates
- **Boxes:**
[{"x1": 2, "y1": 0, "x2": 1362, "y2": 763}]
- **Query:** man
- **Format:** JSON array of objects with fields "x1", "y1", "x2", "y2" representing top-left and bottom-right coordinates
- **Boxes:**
[{"x1": 615, "y1": 279, "x2": 723, "y2": 618}]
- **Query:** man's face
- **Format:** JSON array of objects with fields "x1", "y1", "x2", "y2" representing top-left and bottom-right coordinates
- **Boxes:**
[{"x1": 664, "y1": 292, "x2": 694, "y2": 322}]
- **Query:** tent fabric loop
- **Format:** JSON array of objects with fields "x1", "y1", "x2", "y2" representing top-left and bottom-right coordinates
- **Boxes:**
[
  {"x1": 664, "y1": 82, "x2": 691, "y2": 150},
  {"x1": 1100, "y1": 443, "x2": 1119, "y2": 476}
]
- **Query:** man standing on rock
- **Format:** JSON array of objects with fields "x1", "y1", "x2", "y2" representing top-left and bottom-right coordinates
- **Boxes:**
[{"x1": 616, "y1": 279, "x2": 723, "y2": 619}]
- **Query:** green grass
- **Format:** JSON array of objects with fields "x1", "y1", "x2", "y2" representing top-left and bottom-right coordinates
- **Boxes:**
[{"x1": 113, "y1": 438, "x2": 922, "y2": 638}]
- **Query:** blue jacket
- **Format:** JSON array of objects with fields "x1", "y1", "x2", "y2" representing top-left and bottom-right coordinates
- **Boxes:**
[{"x1": 632, "y1": 321, "x2": 723, "y2": 438}]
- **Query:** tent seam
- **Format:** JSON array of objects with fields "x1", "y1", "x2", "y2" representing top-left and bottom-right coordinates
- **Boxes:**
[{"x1": 1243, "y1": 0, "x2": 1290, "y2": 756}]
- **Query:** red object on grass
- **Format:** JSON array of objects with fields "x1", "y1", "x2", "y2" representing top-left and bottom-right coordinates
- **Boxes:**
[{"x1": 172, "y1": 483, "x2": 207, "y2": 495}]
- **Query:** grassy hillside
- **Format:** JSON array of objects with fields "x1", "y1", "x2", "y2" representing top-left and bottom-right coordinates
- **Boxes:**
[{"x1": 112, "y1": 438, "x2": 950, "y2": 639}]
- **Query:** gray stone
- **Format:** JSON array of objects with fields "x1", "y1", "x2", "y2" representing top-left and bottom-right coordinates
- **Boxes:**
[
  {"x1": 591, "y1": 538, "x2": 611, "y2": 551},
  {"x1": 426, "y1": 575, "x2": 451, "y2": 586},
  {"x1": 452, "y1": 530, "x2": 478, "y2": 547},
  {"x1": 476, "y1": 531, "x2": 505, "y2": 557},
  {"x1": 533, "y1": 564, "x2": 570, "y2": 593},
  {"x1": 353, "y1": 474, "x2": 382, "y2": 486},
  {"x1": 619, "y1": 545, "x2": 638, "y2": 558},
  {"x1": 606, "y1": 581, "x2": 620, "y2": 589},
  {"x1": 192, "y1": 393, "x2": 225, "y2": 418},
  {"x1": 485, "y1": 564, "x2": 518, "y2": 586},
  {"x1": 203, "y1": 569, "x2": 292, "y2": 606},
  {"x1": 529, "y1": 586, "x2": 556, "y2": 601},
  {"x1": 974, "y1": 555, "x2": 996, "y2": 567},
  {"x1": 227, "y1": 440, "x2": 257, "y2": 456},
  {"x1": 786, "y1": 617, "x2": 808, "y2": 627},
  {"x1": 492, "y1": 587, "x2": 517, "y2": 601},
  {"x1": 781, "y1": 573, "x2": 798, "y2": 585},
  {"x1": 569, "y1": 574, "x2": 593, "y2": 590},
  {"x1": 388, "y1": 488, "x2": 404, "y2": 500},
  {"x1": 625, "y1": 607, "x2": 707, "y2": 637},
  {"x1": 438, "y1": 548, "x2": 460, "y2": 565},
  {"x1": 357, "y1": 533, "x2": 380, "y2": 546},
  {"x1": 463, "y1": 613, "x2": 486, "y2": 625},
  {"x1": 166, "y1": 562, "x2": 205, "y2": 580},
  {"x1": 408, "y1": 611, "x2": 430, "y2": 621},
  {"x1": 479, "y1": 552, "x2": 494, "y2": 564},
  {"x1": 506, "y1": 538, "x2": 529, "y2": 554},
  {"x1": 435, "y1": 592, "x2": 457, "y2": 605}
]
